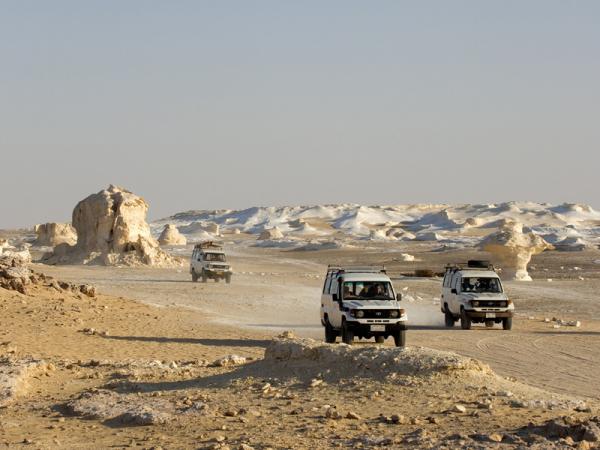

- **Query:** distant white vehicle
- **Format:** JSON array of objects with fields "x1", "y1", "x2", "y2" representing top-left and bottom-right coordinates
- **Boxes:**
[
  {"x1": 190, "y1": 241, "x2": 232, "y2": 283},
  {"x1": 320, "y1": 265, "x2": 407, "y2": 347},
  {"x1": 441, "y1": 260, "x2": 514, "y2": 330}
]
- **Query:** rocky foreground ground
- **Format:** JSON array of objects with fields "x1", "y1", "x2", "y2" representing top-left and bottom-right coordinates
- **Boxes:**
[{"x1": 1, "y1": 256, "x2": 599, "y2": 449}]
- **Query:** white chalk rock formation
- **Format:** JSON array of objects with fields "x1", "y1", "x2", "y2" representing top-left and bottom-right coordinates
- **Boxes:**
[
  {"x1": 258, "y1": 227, "x2": 284, "y2": 240},
  {"x1": 158, "y1": 224, "x2": 187, "y2": 246},
  {"x1": 480, "y1": 221, "x2": 553, "y2": 281},
  {"x1": 34, "y1": 223, "x2": 77, "y2": 247},
  {"x1": 203, "y1": 222, "x2": 220, "y2": 235},
  {"x1": 47, "y1": 185, "x2": 180, "y2": 266},
  {"x1": 0, "y1": 246, "x2": 31, "y2": 265}
]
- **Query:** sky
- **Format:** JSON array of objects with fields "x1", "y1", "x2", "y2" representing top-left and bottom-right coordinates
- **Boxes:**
[{"x1": 1, "y1": 1, "x2": 599, "y2": 228}]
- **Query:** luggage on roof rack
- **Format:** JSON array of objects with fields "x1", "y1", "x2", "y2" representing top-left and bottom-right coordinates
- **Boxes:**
[
  {"x1": 194, "y1": 241, "x2": 223, "y2": 250},
  {"x1": 445, "y1": 261, "x2": 495, "y2": 272},
  {"x1": 326, "y1": 264, "x2": 387, "y2": 274}
]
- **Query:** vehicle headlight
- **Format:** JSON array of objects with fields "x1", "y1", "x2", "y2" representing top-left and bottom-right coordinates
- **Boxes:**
[
  {"x1": 389, "y1": 310, "x2": 399, "y2": 318},
  {"x1": 472, "y1": 301, "x2": 479, "y2": 307},
  {"x1": 499, "y1": 301, "x2": 507, "y2": 307},
  {"x1": 355, "y1": 310, "x2": 365, "y2": 318}
]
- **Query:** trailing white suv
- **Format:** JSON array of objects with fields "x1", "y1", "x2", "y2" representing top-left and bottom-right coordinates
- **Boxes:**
[
  {"x1": 320, "y1": 265, "x2": 407, "y2": 347},
  {"x1": 441, "y1": 260, "x2": 514, "y2": 330},
  {"x1": 190, "y1": 241, "x2": 232, "y2": 283}
]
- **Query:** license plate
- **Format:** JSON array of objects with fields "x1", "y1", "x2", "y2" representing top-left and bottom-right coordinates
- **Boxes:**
[
  {"x1": 371, "y1": 325, "x2": 386, "y2": 332},
  {"x1": 485, "y1": 313, "x2": 496, "y2": 318}
]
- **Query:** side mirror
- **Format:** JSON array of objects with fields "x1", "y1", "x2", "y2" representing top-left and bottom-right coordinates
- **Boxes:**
[
  {"x1": 332, "y1": 294, "x2": 338, "y2": 301},
  {"x1": 451, "y1": 288, "x2": 457, "y2": 294},
  {"x1": 396, "y1": 293, "x2": 402, "y2": 301}
]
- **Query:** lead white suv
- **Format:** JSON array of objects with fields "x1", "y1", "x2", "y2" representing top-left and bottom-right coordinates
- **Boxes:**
[
  {"x1": 190, "y1": 242, "x2": 232, "y2": 283},
  {"x1": 441, "y1": 260, "x2": 514, "y2": 330},
  {"x1": 320, "y1": 265, "x2": 407, "y2": 347}
]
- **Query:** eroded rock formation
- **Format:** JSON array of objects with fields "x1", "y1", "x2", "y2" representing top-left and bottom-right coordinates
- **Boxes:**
[
  {"x1": 158, "y1": 224, "x2": 187, "y2": 246},
  {"x1": 258, "y1": 227, "x2": 284, "y2": 240},
  {"x1": 46, "y1": 185, "x2": 180, "y2": 266},
  {"x1": 480, "y1": 221, "x2": 553, "y2": 281},
  {"x1": 34, "y1": 223, "x2": 77, "y2": 247}
]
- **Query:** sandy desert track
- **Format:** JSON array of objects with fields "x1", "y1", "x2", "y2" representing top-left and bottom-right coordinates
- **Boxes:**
[{"x1": 38, "y1": 246, "x2": 600, "y2": 401}]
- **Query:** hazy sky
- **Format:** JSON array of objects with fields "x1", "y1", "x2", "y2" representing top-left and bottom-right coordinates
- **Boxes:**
[{"x1": 1, "y1": 1, "x2": 599, "y2": 228}]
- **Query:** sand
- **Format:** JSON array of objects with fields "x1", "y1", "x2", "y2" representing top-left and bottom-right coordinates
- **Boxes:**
[{"x1": 1, "y1": 240, "x2": 600, "y2": 448}]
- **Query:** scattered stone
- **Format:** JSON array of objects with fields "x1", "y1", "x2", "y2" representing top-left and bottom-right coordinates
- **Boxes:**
[
  {"x1": 211, "y1": 355, "x2": 247, "y2": 367},
  {"x1": 346, "y1": 411, "x2": 361, "y2": 420},
  {"x1": 309, "y1": 378, "x2": 323, "y2": 388},
  {"x1": 488, "y1": 433, "x2": 503, "y2": 442},
  {"x1": 451, "y1": 404, "x2": 467, "y2": 413}
]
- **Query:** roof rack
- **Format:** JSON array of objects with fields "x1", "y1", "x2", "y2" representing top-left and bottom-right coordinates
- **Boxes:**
[
  {"x1": 326, "y1": 264, "x2": 387, "y2": 275},
  {"x1": 194, "y1": 241, "x2": 223, "y2": 250},
  {"x1": 445, "y1": 260, "x2": 495, "y2": 272}
]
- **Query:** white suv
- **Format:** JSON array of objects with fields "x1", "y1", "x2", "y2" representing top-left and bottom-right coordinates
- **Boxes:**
[
  {"x1": 190, "y1": 242, "x2": 232, "y2": 283},
  {"x1": 441, "y1": 260, "x2": 514, "y2": 330},
  {"x1": 320, "y1": 265, "x2": 407, "y2": 347}
]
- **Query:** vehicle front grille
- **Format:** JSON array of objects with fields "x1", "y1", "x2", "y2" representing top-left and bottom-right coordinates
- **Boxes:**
[
  {"x1": 362, "y1": 310, "x2": 395, "y2": 319},
  {"x1": 473, "y1": 301, "x2": 507, "y2": 308}
]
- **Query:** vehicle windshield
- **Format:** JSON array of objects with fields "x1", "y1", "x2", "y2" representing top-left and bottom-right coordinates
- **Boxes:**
[
  {"x1": 204, "y1": 253, "x2": 226, "y2": 262},
  {"x1": 461, "y1": 277, "x2": 502, "y2": 293},
  {"x1": 342, "y1": 281, "x2": 394, "y2": 300}
]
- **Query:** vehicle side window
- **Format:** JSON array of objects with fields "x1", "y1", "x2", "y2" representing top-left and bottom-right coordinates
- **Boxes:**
[
  {"x1": 329, "y1": 278, "x2": 339, "y2": 296},
  {"x1": 442, "y1": 273, "x2": 450, "y2": 288},
  {"x1": 323, "y1": 276, "x2": 331, "y2": 294},
  {"x1": 452, "y1": 276, "x2": 460, "y2": 291}
]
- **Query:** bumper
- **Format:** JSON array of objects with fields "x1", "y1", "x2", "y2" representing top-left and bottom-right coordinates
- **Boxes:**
[
  {"x1": 206, "y1": 270, "x2": 232, "y2": 275},
  {"x1": 345, "y1": 320, "x2": 407, "y2": 335},
  {"x1": 465, "y1": 310, "x2": 514, "y2": 319}
]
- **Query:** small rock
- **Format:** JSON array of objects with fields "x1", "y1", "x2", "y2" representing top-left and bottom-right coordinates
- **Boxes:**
[
  {"x1": 278, "y1": 331, "x2": 295, "y2": 339},
  {"x1": 309, "y1": 379, "x2": 323, "y2": 388},
  {"x1": 391, "y1": 414, "x2": 407, "y2": 424},
  {"x1": 488, "y1": 433, "x2": 503, "y2": 443},
  {"x1": 346, "y1": 411, "x2": 361, "y2": 420},
  {"x1": 452, "y1": 404, "x2": 467, "y2": 413}
]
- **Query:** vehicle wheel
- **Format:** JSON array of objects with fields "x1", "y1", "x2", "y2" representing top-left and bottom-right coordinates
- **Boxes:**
[
  {"x1": 201, "y1": 270, "x2": 207, "y2": 283},
  {"x1": 460, "y1": 308, "x2": 472, "y2": 330},
  {"x1": 324, "y1": 320, "x2": 337, "y2": 343},
  {"x1": 393, "y1": 329, "x2": 406, "y2": 347},
  {"x1": 485, "y1": 320, "x2": 494, "y2": 328},
  {"x1": 444, "y1": 310, "x2": 456, "y2": 327},
  {"x1": 225, "y1": 274, "x2": 232, "y2": 284},
  {"x1": 215, "y1": 277, "x2": 220, "y2": 283},
  {"x1": 375, "y1": 335, "x2": 385, "y2": 344},
  {"x1": 341, "y1": 321, "x2": 354, "y2": 345},
  {"x1": 191, "y1": 270, "x2": 199, "y2": 282},
  {"x1": 502, "y1": 317, "x2": 513, "y2": 330}
]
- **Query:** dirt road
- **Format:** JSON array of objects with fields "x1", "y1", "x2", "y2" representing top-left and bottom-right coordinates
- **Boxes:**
[{"x1": 38, "y1": 246, "x2": 600, "y2": 401}]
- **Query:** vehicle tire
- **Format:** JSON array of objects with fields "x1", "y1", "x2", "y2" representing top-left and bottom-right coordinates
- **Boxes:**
[
  {"x1": 444, "y1": 309, "x2": 456, "y2": 327},
  {"x1": 460, "y1": 308, "x2": 472, "y2": 330},
  {"x1": 225, "y1": 274, "x2": 232, "y2": 284},
  {"x1": 191, "y1": 270, "x2": 199, "y2": 282},
  {"x1": 485, "y1": 320, "x2": 494, "y2": 328},
  {"x1": 393, "y1": 329, "x2": 406, "y2": 347},
  {"x1": 201, "y1": 270, "x2": 207, "y2": 283},
  {"x1": 324, "y1": 320, "x2": 337, "y2": 344},
  {"x1": 215, "y1": 277, "x2": 220, "y2": 283},
  {"x1": 502, "y1": 317, "x2": 513, "y2": 330},
  {"x1": 375, "y1": 335, "x2": 385, "y2": 344},
  {"x1": 341, "y1": 321, "x2": 354, "y2": 345}
]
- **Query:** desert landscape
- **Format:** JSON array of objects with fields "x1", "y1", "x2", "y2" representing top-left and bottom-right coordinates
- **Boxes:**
[{"x1": 1, "y1": 186, "x2": 599, "y2": 449}]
